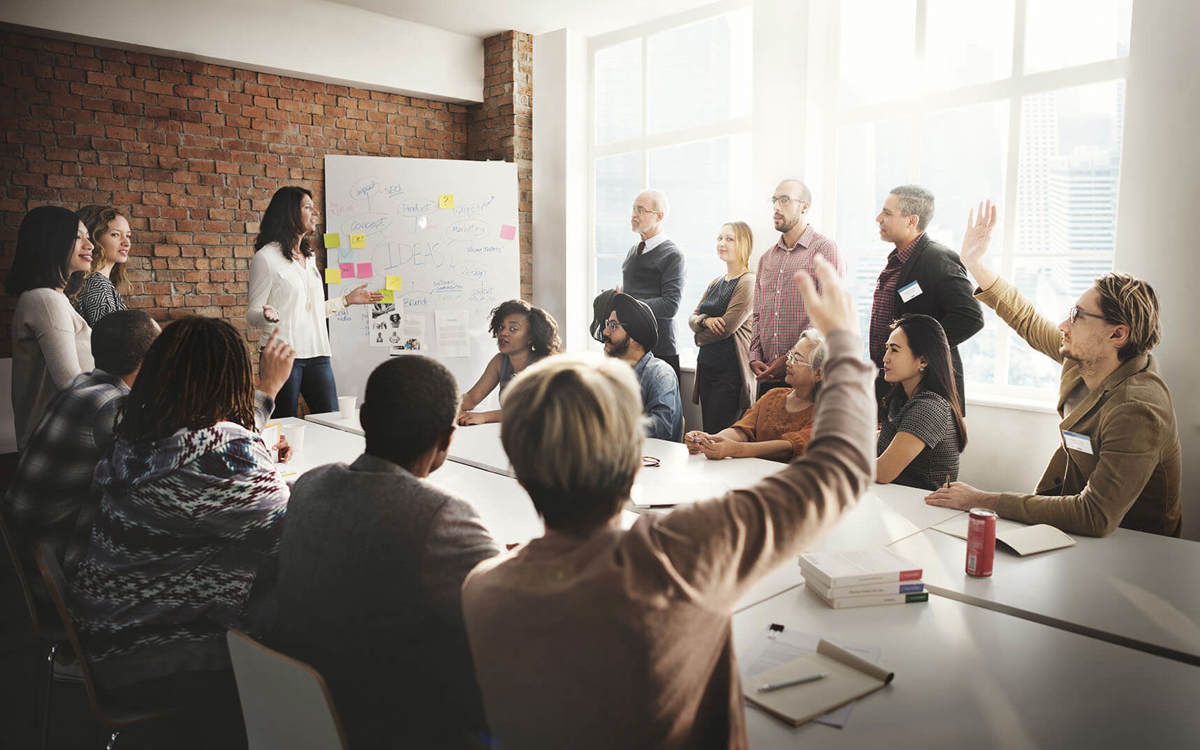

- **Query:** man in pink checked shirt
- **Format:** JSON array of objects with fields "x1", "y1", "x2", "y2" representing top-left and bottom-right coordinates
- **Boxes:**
[{"x1": 749, "y1": 179, "x2": 846, "y2": 399}]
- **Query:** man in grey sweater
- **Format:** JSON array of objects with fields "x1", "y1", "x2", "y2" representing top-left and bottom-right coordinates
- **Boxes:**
[
  {"x1": 265, "y1": 356, "x2": 499, "y2": 749},
  {"x1": 623, "y1": 189, "x2": 686, "y2": 381}
]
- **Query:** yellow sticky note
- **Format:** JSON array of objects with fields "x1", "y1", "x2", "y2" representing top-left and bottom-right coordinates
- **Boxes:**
[
  {"x1": 386, "y1": 275, "x2": 403, "y2": 291},
  {"x1": 349, "y1": 233, "x2": 366, "y2": 249},
  {"x1": 438, "y1": 194, "x2": 455, "y2": 209},
  {"x1": 324, "y1": 268, "x2": 342, "y2": 284},
  {"x1": 379, "y1": 289, "x2": 394, "y2": 303},
  {"x1": 323, "y1": 233, "x2": 340, "y2": 249}
]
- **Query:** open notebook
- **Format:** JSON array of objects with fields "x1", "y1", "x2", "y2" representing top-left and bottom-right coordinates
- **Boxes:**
[
  {"x1": 744, "y1": 639, "x2": 894, "y2": 727},
  {"x1": 932, "y1": 515, "x2": 1075, "y2": 556}
]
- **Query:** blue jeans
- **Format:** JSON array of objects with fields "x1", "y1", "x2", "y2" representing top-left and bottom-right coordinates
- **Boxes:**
[{"x1": 272, "y1": 356, "x2": 338, "y2": 417}]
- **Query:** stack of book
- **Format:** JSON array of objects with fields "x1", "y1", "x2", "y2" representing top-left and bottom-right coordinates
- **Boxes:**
[{"x1": 798, "y1": 549, "x2": 928, "y2": 609}]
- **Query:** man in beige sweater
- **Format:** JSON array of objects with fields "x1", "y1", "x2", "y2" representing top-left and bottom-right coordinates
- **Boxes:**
[
  {"x1": 462, "y1": 256, "x2": 875, "y2": 749},
  {"x1": 926, "y1": 201, "x2": 1181, "y2": 537}
]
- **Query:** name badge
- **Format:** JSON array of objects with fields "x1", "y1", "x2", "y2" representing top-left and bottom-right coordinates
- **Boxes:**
[
  {"x1": 1062, "y1": 429, "x2": 1094, "y2": 455},
  {"x1": 898, "y1": 281, "x2": 923, "y2": 303}
]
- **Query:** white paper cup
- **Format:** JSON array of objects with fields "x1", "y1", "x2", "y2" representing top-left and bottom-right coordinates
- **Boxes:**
[
  {"x1": 281, "y1": 423, "x2": 306, "y2": 460},
  {"x1": 339, "y1": 396, "x2": 357, "y2": 420}
]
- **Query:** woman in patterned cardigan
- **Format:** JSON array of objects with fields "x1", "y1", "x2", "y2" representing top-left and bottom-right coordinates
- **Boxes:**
[
  {"x1": 68, "y1": 204, "x2": 132, "y2": 326},
  {"x1": 71, "y1": 316, "x2": 294, "y2": 744}
]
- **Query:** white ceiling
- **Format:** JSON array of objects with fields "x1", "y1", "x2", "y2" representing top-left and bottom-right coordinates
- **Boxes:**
[{"x1": 330, "y1": 0, "x2": 722, "y2": 38}]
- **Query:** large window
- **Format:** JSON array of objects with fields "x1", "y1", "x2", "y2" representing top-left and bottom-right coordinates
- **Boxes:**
[
  {"x1": 591, "y1": 7, "x2": 753, "y2": 364},
  {"x1": 832, "y1": 0, "x2": 1131, "y2": 403}
]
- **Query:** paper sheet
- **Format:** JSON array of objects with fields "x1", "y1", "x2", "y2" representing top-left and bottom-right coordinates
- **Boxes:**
[
  {"x1": 435, "y1": 309, "x2": 470, "y2": 358},
  {"x1": 740, "y1": 625, "x2": 883, "y2": 728}
]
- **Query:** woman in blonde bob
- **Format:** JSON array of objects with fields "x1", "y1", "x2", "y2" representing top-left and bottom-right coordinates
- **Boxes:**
[{"x1": 460, "y1": 257, "x2": 875, "y2": 750}]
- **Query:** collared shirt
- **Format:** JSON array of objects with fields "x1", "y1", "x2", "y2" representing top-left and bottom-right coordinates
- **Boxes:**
[
  {"x1": 749, "y1": 225, "x2": 844, "y2": 364},
  {"x1": 247, "y1": 243, "x2": 348, "y2": 358},
  {"x1": 637, "y1": 232, "x2": 670, "y2": 255},
  {"x1": 3, "y1": 369, "x2": 127, "y2": 578},
  {"x1": 632, "y1": 352, "x2": 684, "y2": 441},
  {"x1": 869, "y1": 233, "x2": 924, "y2": 366}
]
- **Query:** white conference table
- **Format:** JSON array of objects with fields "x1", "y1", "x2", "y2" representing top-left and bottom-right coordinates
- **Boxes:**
[
  {"x1": 888, "y1": 526, "x2": 1200, "y2": 665},
  {"x1": 735, "y1": 586, "x2": 1200, "y2": 749}
]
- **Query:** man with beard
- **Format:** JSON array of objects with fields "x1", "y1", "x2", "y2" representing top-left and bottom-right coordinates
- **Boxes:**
[
  {"x1": 749, "y1": 179, "x2": 845, "y2": 399},
  {"x1": 925, "y1": 202, "x2": 1182, "y2": 537},
  {"x1": 597, "y1": 291, "x2": 683, "y2": 441}
]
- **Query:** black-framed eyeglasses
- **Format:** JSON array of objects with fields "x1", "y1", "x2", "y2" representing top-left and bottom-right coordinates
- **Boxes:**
[
  {"x1": 770, "y1": 195, "x2": 804, "y2": 208},
  {"x1": 603, "y1": 319, "x2": 623, "y2": 331},
  {"x1": 1068, "y1": 305, "x2": 1109, "y2": 325},
  {"x1": 641, "y1": 456, "x2": 660, "y2": 468}
]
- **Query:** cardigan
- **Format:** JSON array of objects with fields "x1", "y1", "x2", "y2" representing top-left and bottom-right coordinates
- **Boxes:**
[
  {"x1": 622, "y1": 238, "x2": 686, "y2": 358},
  {"x1": 461, "y1": 330, "x2": 875, "y2": 750},
  {"x1": 976, "y1": 277, "x2": 1182, "y2": 537},
  {"x1": 688, "y1": 272, "x2": 756, "y2": 411}
]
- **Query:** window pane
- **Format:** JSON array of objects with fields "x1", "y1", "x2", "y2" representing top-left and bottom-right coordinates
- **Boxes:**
[
  {"x1": 839, "y1": 0, "x2": 917, "y2": 107},
  {"x1": 1024, "y1": 0, "x2": 1131, "y2": 75},
  {"x1": 1004, "y1": 257, "x2": 1081, "y2": 390},
  {"x1": 1014, "y1": 81, "x2": 1124, "y2": 257},
  {"x1": 595, "y1": 151, "x2": 642, "y2": 291},
  {"x1": 646, "y1": 10, "x2": 752, "y2": 136},
  {"x1": 924, "y1": 0, "x2": 1014, "y2": 90},
  {"x1": 595, "y1": 40, "x2": 642, "y2": 145},
  {"x1": 647, "y1": 134, "x2": 752, "y2": 361}
]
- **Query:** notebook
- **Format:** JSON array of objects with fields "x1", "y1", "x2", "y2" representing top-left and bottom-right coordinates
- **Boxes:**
[
  {"x1": 745, "y1": 639, "x2": 895, "y2": 727},
  {"x1": 932, "y1": 515, "x2": 1075, "y2": 556}
]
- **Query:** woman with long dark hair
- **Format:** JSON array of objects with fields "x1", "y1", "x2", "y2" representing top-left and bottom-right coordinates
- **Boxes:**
[
  {"x1": 68, "y1": 204, "x2": 133, "y2": 326},
  {"x1": 247, "y1": 186, "x2": 382, "y2": 416},
  {"x1": 876, "y1": 313, "x2": 967, "y2": 490},
  {"x1": 6, "y1": 205, "x2": 96, "y2": 449},
  {"x1": 458, "y1": 299, "x2": 561, "y2": 425}
]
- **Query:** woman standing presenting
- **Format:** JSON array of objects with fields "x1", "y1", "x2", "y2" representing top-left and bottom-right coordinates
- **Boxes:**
[
  {"x1": 247, "y1": 186, "x2": 381, "y2": 417},
  {"x1": 69, "y1": 204, "x2": 132, "y2": 326},
  {"x1": 6, "y1": 206, "x2": 96, "y2": 450},
  {"x1": 687, "y1": 221, "x2": 756, "y2": 433}
]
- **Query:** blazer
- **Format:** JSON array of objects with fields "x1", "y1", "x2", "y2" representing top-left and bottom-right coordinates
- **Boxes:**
[
  {"x1": 688, "y1": 272, "x2": 756, "y2": 412},
  {"x1": 977, "y1": 277, "x2": 1182, "y2": 537},
  {"x1": 876, "y1": 234, "x2": 984, "y2": 410}
]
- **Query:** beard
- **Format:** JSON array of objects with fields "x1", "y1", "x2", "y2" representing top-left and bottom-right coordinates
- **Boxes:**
[
  {"x1": 604, "y1": 336, "x2": 631, "y2": 358},
  {"x1": 774, "y1": 214, "x2": 800, "y2": 233}
]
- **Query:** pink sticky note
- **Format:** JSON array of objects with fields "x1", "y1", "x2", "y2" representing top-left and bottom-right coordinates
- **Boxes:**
[
  {"x1": 357, "y1": 262, "x2": 374, "y2": 278},
  {"x1": 339, "y1": 263, "x2": 355, "y2": 279},
  {"x1": 500, "y1": 224, "x2": 516, "y2": 240}
]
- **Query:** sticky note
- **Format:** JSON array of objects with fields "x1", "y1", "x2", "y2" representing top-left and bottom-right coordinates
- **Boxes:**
[
  {"x1": 349, "y1": 233, "x2": 366, "y2": 249},
  {"x1": 324, "y1": 268, "x2": 341, "y2": 284},
  {"x1": 438, "y1": 194, "x2": 455, "y2": 209},
  {"x1": 323, "y1": 233, "x2": 340, "y2": 249},
  {"x1": 500, "y1": 224, "x2": 516, "y2": 240},
  {"x1": 338, "y1": 248, "x2": 355, "y2": 264},
  {"x1": 357, "y1": 262, "x2": 374, "y2": 278},
  {"x1": 379, "y1": 289, "x2": 394, "y2": 303},
  {"x1": 339, "y1": 262, "x2": 355, "y2": 279},
  {"x1": 386, "y1": 275, "x2": 403, "y2": 291}
]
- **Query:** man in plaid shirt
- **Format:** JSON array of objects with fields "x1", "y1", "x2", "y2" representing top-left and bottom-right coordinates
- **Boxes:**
[
  {"x1": 3, "y1": 310, "x2": 159, "y2": 585},
  {"x1": 749, "y1": 179, "x2": 846, "y2": 399}
]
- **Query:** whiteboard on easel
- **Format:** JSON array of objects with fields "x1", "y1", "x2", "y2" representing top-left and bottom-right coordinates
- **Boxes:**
[{"x1": 323, "y1": 155, "x2": 520, "y2": 404}]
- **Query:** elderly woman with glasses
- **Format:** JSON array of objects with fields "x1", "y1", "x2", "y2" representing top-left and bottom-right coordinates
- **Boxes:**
[{"x1": 686, "y1": 329, "x2": 825, "y2": 461}]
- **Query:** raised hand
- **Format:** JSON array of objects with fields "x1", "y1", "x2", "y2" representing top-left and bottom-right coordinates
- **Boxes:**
[
  {"x1": 794, "y1": 254, "x2": 856, "y2": 336},
  {"x1": 346, "y1": 283, "x2": 384, "y2": 305},
  {"x1": 961, "y1": 201, "x2": 999, "y2": 290},
  {"x1": 259, "y1": 328, "x2": 296, "y2": 398}
]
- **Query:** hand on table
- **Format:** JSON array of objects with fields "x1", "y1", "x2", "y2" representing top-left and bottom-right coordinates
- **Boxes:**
[
  {"x1": 457, "y1": 411, "x2": 488, "y2": 426},
  {"x1": 685, "y1": 431, "x2": 711, "y2": 455},
  {"x1": 346, "y1": 283, "x2": 384, "y2": 305},
  {"x1": 259, "y1": 328, "x2": 296, "y2": 398},
  {"x1": 700, "y1": 434, "x2": 739, "y2": 460},
  {"x1": 703, "y1": 316, "x2": 727, "y2": 335},
  {"x1": 924, "y1": 481, "x2": 992, "y2": 510}
]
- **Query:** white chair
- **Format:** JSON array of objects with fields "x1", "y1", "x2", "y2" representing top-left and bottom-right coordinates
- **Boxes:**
[{"x1": 226, "y1": 629, "x2": 347, "y2": 750}]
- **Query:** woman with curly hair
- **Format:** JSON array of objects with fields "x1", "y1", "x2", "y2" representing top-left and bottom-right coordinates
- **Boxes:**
[
  {"x1": 457, "y1": 299, "x2": 561, "y2": 426},
  {"x1": 68, "y1": 204, "x2": 133, "y2": 326}
]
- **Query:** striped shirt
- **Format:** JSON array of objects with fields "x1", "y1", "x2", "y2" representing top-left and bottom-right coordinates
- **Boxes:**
[{"x1": 749, "y1": 225, "x2": 843, "y2": 364}]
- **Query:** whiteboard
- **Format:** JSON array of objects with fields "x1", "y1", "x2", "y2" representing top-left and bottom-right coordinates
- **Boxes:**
[{"x1": 323, "y1": 155, "x2": 520, "y2": 405}]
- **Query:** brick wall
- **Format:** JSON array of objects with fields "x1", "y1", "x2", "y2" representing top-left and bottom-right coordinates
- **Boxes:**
[
  {"x1": 0, "y1": 26, "x2": 530, "y2": 358},
  {"x1": 467, "y1": 31, "x2": 533, "y2": 301}
]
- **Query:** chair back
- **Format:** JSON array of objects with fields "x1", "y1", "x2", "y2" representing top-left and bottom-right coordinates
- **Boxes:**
[
  {"x1": 2, "y1": 516, "x2": 62, "y2": 638},
  {"x1": 226, "y1": 629, "x2": 348, "y2": 750},
  {"x1": 33, "y1": 544, "x2": 108, "y2": 710}
]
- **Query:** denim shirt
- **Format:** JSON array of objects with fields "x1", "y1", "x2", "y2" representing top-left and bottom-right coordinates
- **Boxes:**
[{"x1": 633, "y1": 352, "x2": 683, "y2": 442}]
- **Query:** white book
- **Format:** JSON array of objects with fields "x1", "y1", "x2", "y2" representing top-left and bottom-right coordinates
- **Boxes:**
[
  {"x1": 808, "y1": 585, "x2": 929, "y2": 609},
  {"x1": 806, "y1": 578, "x2": 924, "y2": 600},
  {"x1": 932, "y1": 515, "x2": 1075, "y2": 556},
  {"x1": 798, "y1": 548, "x2": 922, "y2": 588}
]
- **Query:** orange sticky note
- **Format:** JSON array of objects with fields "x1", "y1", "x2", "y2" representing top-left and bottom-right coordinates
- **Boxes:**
[{"x1": 324, "y1": 268, "x2": 341, "y2": 284}]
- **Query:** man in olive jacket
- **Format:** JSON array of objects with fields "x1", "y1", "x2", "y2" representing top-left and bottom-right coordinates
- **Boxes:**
[
  {"x1": 926, "y1": 202, "x2": 1182, "y2": 538},
  {"x1": 869, "y1": 185, "x2": 984, "y2": 410}
]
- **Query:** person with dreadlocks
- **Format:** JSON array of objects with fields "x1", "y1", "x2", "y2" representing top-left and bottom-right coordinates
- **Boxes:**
[{"x1": 69, "y1": 316, "x2": 295, "y2": 747}]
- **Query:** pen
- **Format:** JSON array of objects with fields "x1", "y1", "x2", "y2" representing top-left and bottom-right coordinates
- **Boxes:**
[
  {"x1": 757, "y1": 672, "x2": 828, "y2": 692},
  {"x1": 944, "y1": 474, "x2": 951, "y2": 489}
]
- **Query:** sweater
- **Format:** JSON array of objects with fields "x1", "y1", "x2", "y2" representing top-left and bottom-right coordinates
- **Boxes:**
[{"x1": 622, "y1": 238, "x2": 686, "y2": 358}]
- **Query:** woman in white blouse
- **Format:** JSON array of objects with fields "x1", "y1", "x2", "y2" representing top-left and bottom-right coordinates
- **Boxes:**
[
  {"x1": 247, "y1": 186, "x2": 381, "y2": 417},
  {"x1": 5, "y1": 206, "x2": 96, "y2": 449}
]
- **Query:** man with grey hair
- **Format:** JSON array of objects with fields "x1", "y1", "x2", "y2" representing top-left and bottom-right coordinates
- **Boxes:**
[
  {"x1": 622, "y1": 189, "x2": 686, "y2": 382},
  {"x1": 750, "y1": 178, "x2": 844, "y2": 399},
  {"x1": 870, "y1": 184, "x2": 983, "y2": 410}
]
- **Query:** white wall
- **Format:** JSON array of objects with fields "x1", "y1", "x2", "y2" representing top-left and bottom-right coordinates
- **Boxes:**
[
  {"x1": 1115, "y1": 0, "x2": 1200, "y2": 539},
  {"x1": 532, "y1": 29, "x2": 589, "y2": 348},
  {"x1": 1, "y1": 0, "x2": 484, "y2": 103}
]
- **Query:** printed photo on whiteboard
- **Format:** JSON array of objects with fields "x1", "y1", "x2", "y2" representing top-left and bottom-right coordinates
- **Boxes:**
[
  {"x1": 370, "y1": 317, "x2": 390, "y2": 348},
  {"x1": 436, "y1": 309, "x2": 470, "y2": 358},
  {"x1": 370, "y1": 302, "x2": 396, "y2": 319}
]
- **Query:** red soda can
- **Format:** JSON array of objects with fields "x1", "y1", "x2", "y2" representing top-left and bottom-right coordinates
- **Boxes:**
[{"x1": 965, "y1": 508, "x2": 997, "y2": 577}]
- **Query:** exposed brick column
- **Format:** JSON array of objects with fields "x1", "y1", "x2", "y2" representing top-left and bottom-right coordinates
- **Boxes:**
[{"x1": 467, "y1": 31, "x2": 533, "y2": 301}]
